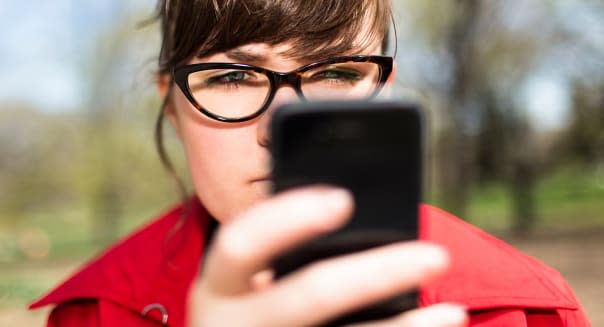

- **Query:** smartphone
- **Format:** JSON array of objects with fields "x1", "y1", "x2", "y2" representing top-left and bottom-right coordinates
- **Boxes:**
[{"x1": 269, "y1": 100, "x2": 423, "y2": 325}]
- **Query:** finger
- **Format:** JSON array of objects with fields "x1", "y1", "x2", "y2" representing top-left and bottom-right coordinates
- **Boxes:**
[
  {"x1": 247, "y1": 242, "x2": 449, "y2": 327},
  {"x1": 202, "y1": 186, "x2": 354, "y2": 295},
  {"x1": 348, "y1": 303, "x2": 467, "y2": 327},
  {"x1": 250, "y1": 269, "x2": 274, "y2": 291},
  {"x1": 390, "y1": 303, "x2": 468, "y2": 327}
]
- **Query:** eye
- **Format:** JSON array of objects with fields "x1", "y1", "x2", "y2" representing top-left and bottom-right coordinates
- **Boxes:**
[
  {"x1": 206, "y1": 70, "x2": 252, "y2": 85},
  {"x1": 310, "y1": 68, "x2": 362, "y2": 83}
]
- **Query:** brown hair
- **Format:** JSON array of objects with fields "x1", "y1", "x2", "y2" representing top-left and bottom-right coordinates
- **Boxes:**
[
  {"x1": 156, "y1": 0, "x2": 392, "y2": 74},
  {"x1": 154, "y1": 0, "x2": 393, "y2": 200}
]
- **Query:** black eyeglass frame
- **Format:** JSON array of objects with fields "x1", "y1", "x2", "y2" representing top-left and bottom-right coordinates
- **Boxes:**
[{"x1": 172, "y1": 55, "x2": 394, "y2": 123}]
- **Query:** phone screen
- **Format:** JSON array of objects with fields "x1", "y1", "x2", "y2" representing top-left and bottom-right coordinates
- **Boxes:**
[{"x1": 270, "y1": 100, "x2": 423, "y2": 325}]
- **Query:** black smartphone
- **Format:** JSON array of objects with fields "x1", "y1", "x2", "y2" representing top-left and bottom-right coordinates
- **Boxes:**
[{"x1": 269, "y1": 100, "x2": 423, "y2": 326}]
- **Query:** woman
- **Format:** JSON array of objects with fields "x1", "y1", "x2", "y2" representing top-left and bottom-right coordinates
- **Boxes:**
[{"x1": 31, "y1": 0, "x2": 590, "y2": 326}]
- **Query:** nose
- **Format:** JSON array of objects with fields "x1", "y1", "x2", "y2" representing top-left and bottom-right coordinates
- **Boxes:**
[{"x1": 256, "y1": 86, "x2": 300, "y2": 148}]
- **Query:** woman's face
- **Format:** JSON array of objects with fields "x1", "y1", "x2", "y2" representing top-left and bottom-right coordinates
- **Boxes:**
[{"x1": 165, "y1": 40, "x2": 387, "y2": 223}]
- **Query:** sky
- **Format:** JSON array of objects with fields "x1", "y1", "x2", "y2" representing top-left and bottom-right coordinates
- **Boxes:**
[{"x1": 0, "y1": 0, "x2": 153, "y2": 111}]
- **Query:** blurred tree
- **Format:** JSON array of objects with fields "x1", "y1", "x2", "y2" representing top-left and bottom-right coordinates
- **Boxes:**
[
  {"x1": 391, "y1": 0, "x2": 602, "y2": 233},
  {"x1": 563, "y1": 82, "x2": 604, "y2": 167},
  {"x1": 436, "y1": 0, "x2": 482, "y2": 217},
  {"x1": 0, "y1": 6, "x2": 180, "y2": 246},
  {"x1": 0, "y1": 107, "x2": 84, "y2": 221},
  {"x1": 76, "y1": 8, "x2": 169, "y2": 244}
]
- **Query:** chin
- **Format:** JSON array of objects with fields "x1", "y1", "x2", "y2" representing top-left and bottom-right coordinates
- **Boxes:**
[
  {"x1": 208, "y1": 190, "x2": 269, "y2": 224},
  {"x1": 250, "y1": 180, "x2": 272, "y2": 197}
]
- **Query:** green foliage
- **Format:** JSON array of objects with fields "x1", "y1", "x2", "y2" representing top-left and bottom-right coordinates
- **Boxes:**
[
  {"x1": 0, "y1": 101, "x2": 187, "y2": 264},
  {"x1": 463, "y1": 164, "x2": 604, "y2": 232},
  {"x1": 0, "y1": 6, "x2": 188, "y2": 271}
]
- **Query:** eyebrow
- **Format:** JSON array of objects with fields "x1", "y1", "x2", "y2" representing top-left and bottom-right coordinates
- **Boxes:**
[{"x1": 224, "y1": 49, "x2": 268, "y2": 63}]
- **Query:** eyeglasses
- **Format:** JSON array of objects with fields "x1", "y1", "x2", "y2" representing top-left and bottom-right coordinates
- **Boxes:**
[{"x1": 172, "y1": 55, "x2": 393, "y2": 123}]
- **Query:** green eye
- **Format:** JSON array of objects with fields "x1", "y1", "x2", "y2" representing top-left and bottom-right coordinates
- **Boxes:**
[
  {"x1": 313, "y1": 69, "x2": 361, "y2": 81},
  {"x1": 207, "y1": 71, "x2": 250, "y2": 85}
]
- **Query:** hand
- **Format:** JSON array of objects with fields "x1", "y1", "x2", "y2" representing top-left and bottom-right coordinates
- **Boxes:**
[{"x1": 188, "y1": 186, "x2": 467, "y2": 327}]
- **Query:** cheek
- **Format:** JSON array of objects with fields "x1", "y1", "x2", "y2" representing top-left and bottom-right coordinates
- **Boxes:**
[
  {"x1": 174, "y1": 99, "x2": 270, "y2": 222},
  {"x1": 184, "y1": 127, "x2": 248, "y2": 182}
]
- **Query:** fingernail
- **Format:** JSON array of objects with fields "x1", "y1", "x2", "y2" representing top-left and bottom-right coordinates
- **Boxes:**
[
  {"x1": 323, "y1": 188, "x2": 353, "y2": 212},
  {"x1": 415, "y1": 244, "x2": 449, "y2": 270},
  {"x1": 436, "y1": 304, "x2": 468, "y2": 327}
]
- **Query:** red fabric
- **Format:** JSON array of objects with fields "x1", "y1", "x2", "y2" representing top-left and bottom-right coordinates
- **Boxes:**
[
  {"x1": 30, "y1": 200, "x2": 591, "y2": 326},
  {"x1": 47, "y1": 300, "x2": 100, "y2": 327},
  {"x1": 48, "y1": 300, "x2": 163, "y2": 327}
]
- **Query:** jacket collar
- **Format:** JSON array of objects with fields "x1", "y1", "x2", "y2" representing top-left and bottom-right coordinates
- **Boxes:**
[
  {"x1": 30, "y1": 200, "x2": 577, "y2": 324},
  {"x1": 419, "y1": 204, "x2": 578, "y2": 311},
  {"x1": 29, "y1": 197, "x2": 210, "y2": 327}
]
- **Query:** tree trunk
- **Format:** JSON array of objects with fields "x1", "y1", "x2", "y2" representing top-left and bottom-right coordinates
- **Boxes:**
[
  {"x1": 437, "y1": 0, "x2": 482, "y2": 217},
  {"x1": 510, "y1": 159, "x2": 537, "y2": 236}
]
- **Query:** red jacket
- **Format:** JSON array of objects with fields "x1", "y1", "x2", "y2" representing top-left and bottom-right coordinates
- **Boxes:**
[{"x1": 30, "y1": 199, "x2": 591, "y2": 326}]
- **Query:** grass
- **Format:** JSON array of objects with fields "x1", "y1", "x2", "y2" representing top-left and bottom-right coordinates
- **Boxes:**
[
  {"x1": 0, "y1": 260, "x2": 81, "y2": 307},
  {"x1": 0, "y1": 279, "x2": 44, "y2": 307},
  {"x1": 465, "y1": 164, "x2": 604, "y2": 231}
]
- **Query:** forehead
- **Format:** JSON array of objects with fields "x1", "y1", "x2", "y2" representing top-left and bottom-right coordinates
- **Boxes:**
[{"x1": 193, "y1": 41, "x2": 384, "y2": 69}]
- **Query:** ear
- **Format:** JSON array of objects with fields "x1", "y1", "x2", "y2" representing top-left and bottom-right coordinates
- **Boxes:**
[
  {"x1": 156, "y1": 72, "x2": 171, "y2": 98},
  {"x1": 387, "y1": 62, "x2": 397, "y2": 85},
  {"x1": 380, "y1": 63, "x2": 397, "y2": 98},
  {"x1": 156, "y1": 74, "x2": 183, "y2": 140}
]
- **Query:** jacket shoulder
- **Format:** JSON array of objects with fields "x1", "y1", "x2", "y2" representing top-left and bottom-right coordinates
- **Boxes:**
[
  {"x1": 30, "y1": 201, "x2": 189, "y2": 308},
  {"x1": 420, "y1": 204, "x2": 583, "y2": 310},
  {"x1": 420, "y1": 205, "x2": 590, "y2": 325},
  {"x1": 31, "y1": 197, "x2": 209, "y2": 327}
]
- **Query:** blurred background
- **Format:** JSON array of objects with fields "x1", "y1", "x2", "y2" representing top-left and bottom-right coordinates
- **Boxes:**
[{"x1": 1, "y1": 0, "x2": 602, "y2": 325}]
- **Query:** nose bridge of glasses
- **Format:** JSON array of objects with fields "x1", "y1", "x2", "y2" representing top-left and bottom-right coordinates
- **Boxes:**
[{"x1": 272, "y1": 71, "x2": 304, "y2": 93}]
